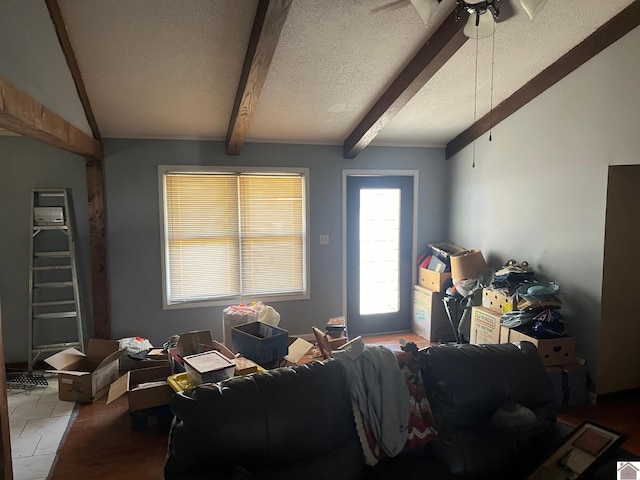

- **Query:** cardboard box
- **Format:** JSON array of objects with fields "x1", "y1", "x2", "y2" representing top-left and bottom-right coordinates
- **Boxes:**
[
  {"x1": 170, "y1": 331, "x2": 235, "y2": 372},
  {"x1": 183, "y1": 350, "x2": 235, "y2": 385},
  {"x1": 231, "y1": 322, "x2": 288, "y2": 364},
  {"x1": 412, "y1": 285, "x2": 457, "y2": 343},
  {"x1": 482, "y1": 288, "x2": 518, "y2": 314},
  {"x1": 120, "y1": 349, "x2": 171, "y2": 372},
  {"x1": 34, "y1": 206, "x2": 64, "y2": 225},
  {"x1": 234, "y1": 356, "x2": 260, "y2": 375},
  {"x1": 107, "y1": 364, "x2": 174, "y2": 412},
  {"x1": 327, "y1": 335, "x2": 348, "y2": 350},
  {"x1": 501, "y1": 327, "x2": 575, "y2": 366},
  {"x1": 283, "y1": 338, "x2": 313, "y2": 364},
  {"x1": 177, "y1": 330, "x2": 214, "y2": 357},
  {"x1": 418, "y1": 267, "x2": 452, "y2": 292},
  {"x1": 470, "y1": 307, "x2": 502, "y2": 345},
  {"x1": 45, "y1": 339, "x2": 127, "y2": 403},
  {"x1": 546, "y1": 362, "x2": 588, "y2": 407},
  {"x1": 450, "y1": 249, "x2": 487, "y2": 280},
  {"x1": 130, "y1": 404, "x2": 173, "y2": 431}
]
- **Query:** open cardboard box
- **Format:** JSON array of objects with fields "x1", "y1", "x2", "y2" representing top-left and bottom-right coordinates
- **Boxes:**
[
  {"x1": 45, "y1": 339, "x2": 127, "y2": 403},
  {"x1": 170, "y1": 330, "x2": 235, "y2": 373},
  {"x1": 107, "y1": 364, "x2": 174, "y2": 412}
]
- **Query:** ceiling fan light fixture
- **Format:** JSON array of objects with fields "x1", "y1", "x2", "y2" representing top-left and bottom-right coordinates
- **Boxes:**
[
  {"x1": 463, "y1": 9, "x2": 496, "y2": 38},
  {"x1": 520, "y1": 0, "x2": 549, "y2": 20},
  {"x1": 410, "y1": 0, "x2": 441, "y2": 26}
]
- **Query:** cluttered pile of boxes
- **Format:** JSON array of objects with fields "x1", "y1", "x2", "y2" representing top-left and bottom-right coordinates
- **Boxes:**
[
  {"x1": 413, "y1": 243, "x2": 587, "y2": 407},
  {"x1": 42, "y1": 302, "x2": 313, "y2": 430},
  {"x1": 412, "y1": 242, "x2": 485, "y2": 344}
]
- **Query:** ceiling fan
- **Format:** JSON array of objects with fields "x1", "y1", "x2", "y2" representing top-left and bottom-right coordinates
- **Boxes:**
[{"x1": 375, "y1": 0, "x2": 549, "y2": 39}]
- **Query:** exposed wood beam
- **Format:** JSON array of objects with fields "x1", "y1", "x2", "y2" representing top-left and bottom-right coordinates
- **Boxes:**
[
  {"x1": 226, "y1": 0, "x2": 293, "y2": 155},
  {"x1": 343, "y1": 8, "x2": 469, "y2": 159},
  {"x1": 86, "y1": 158, "x2": 110, "y2": 340},
  {"x1": 446, "y1": 0, "x2": 640, "y2": 159},
  {"x1": 45, "y1": 0, "x2": 101, "y2": 141},
  {"x1": 46, "y1": 1, "x2": 110, "y2": 339},
  {"x1": 0, "y1": 74, "x2": 103, "y2": 159}
]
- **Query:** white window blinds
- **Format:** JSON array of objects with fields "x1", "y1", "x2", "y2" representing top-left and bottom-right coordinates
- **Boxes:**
[{"x1": 164, "y1": 172, "x2": 306, "y2": 304}]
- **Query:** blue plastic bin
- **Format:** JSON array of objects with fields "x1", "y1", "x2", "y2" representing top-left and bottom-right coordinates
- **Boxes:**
[{"x1": 231, "y1": 322, "x2": 288, "y2": 364}]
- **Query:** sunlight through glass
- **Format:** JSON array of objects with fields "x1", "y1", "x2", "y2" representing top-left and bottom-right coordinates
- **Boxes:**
[{"x1": 359, "y1": 188, "x2": 400, "y2": 315}]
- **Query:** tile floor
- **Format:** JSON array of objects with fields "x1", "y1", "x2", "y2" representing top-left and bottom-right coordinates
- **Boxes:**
[{"x1": 7, "y1": 372, "x2": 76, "y2": 480}]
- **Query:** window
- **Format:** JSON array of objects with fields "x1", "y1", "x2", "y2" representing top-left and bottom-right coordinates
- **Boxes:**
[{"x1": 159, "y1": 166, "x2": 309, "y2": 308}]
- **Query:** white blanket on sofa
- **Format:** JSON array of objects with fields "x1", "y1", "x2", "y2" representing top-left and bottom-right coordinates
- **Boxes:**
[{"x1": 333, "y1": 345, "x2": 410, "y2": 462}]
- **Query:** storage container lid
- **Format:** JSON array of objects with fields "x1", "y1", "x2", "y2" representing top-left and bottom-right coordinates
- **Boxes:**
[{"x1": 183, "y1": 350, "x2": 235, "y2": 374}]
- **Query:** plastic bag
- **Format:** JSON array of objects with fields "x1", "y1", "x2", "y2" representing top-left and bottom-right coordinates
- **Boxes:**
[
  {"x1": 118, "y1": 336, "x2": 154, "y2": 355},
  {"x1": 252, "y1": 302, "x2": 280, "y2": 326},
  {"x1": 222, "y1": 302, "x2": 280, "y2": 349}
]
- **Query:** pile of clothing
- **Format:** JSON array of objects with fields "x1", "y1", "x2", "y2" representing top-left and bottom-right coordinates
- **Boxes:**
[{"x1": 492, "y1": 260, "x2": 566, "y2": 339}]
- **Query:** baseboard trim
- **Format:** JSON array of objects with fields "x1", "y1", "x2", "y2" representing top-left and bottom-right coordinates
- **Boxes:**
[{"x1": 595, "y1": 387, "x2": 640, "y2": 404}]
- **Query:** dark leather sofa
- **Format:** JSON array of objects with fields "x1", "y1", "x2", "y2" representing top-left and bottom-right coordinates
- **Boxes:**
[{"x1": 165, "y1": 341, "x2": 629, "y2": 479}]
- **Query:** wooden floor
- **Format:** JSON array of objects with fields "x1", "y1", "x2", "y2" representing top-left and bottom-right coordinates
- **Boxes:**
[
  {"x1": 47, "y1": 332, "x2": 640, "y2": 479},
  {"x1": 557, "y1": 392, "x2": 640, "y2": 456},
  {"x1": 50, "y1": 395, "x2": 169, "y2": 480}
]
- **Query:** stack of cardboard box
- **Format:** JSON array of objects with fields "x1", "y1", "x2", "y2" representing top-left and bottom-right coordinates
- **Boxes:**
[
  {"x1": 412, "y1": 243, "x2": 467, "y2": 343},
  {"x1": 470, "y1": 293, "x2": 587, "y2": 407}
]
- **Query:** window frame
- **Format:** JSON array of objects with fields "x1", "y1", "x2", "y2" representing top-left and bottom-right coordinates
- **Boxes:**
[{"x1": 158, "y1": 165, "x2": 310, "y2": 309}]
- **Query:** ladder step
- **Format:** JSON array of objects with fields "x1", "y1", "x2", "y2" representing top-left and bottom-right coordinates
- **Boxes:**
[
  {"x1": 32, "y1": 342, "x2": 81, "y2": 351},
  {"x1": 33, "y1": 225, "x2": 68, "y2": 231},
  {"x1": 32, "y1": 300, "x2": 76, "y2": 307},
  {"x1": 34, "y1": 281, "x2": 74, "y2": 288},
  {"x1": 34, "y1": 189, "x2": 66, "y2": 197},
  {"x1": 33, "y1": 311, "x2": 77, "y2": 319},
  {"x1": 32, "y1": 265, "x2": 72, "y2": 271},
  {"x1": 34, "y1": 251, "x2": 71, "y2": 258}
]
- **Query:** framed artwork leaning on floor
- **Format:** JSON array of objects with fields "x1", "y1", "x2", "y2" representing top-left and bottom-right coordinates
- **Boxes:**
[{"x1": 528, "y1": 421, "x2": 626, "y2": 480}]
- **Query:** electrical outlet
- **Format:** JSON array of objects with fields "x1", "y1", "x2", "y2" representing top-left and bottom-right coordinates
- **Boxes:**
[{"x1": 320, "y1": 235, "x2": 329, "y2": 245}]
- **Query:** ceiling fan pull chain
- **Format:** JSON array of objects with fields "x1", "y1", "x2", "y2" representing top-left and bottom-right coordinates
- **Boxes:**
[
  {"x1": 489, "y1": 27, "x2": 496, "y2": 142},
  {"x1": 472, "y1": 22, "x2": 480, "y2": 168}
]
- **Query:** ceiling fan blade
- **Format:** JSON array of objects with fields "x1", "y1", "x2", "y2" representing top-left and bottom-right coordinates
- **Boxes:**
[
  {"x1": 495, "y1": 0, "x2": 516, "y2": 22},
  {"x1": 371, "y1": 0, "x2": 409, "y2": 14},
  {"x1": 410, "y1": 0, "x2": 441, "y2": 26},
  {"x1": 520, "y1": 0, "x2": 549, "y2": 20}
]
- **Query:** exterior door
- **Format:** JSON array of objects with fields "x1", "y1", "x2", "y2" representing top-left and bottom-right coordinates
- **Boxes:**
[{"x1": 346, "y1": 175, "x2": 414, "y2": 336}]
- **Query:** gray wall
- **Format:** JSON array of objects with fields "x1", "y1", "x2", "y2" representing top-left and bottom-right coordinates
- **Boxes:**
[
  {"x1": 104, "y1": 139, "x2": 447, "y2": 348},
  {"x1": 447, "y1": 25, "x2": 640, "y2": 395},
  {"x1": 0, "y1": 0, "x2": 92, "y2": 135},
  {"x1": 0, "y1": 136, "x2": 93, "y2": 363}
]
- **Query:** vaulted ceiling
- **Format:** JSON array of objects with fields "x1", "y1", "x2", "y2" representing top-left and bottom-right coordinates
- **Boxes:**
[
  {"x1": 1, "y1": 0, "x2": 638, "y2": 159},
  {"x1": 0, "y1": 0, "x2": 638, "y2": 342}
]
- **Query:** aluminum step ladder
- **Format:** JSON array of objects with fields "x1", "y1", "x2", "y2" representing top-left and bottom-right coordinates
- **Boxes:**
[{"x1": 28, "y1": 189, "x2": 85, "y2": 372}]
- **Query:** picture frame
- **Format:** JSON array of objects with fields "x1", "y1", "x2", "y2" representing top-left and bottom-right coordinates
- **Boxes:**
[{"x1": 528, "y1": 420, "x2": 627, "y2": 480}]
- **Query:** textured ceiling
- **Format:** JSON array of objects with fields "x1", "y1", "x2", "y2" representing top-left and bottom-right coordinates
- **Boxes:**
[{"x1": 48, "y1": 0, "x2": 638, "y2": 147}]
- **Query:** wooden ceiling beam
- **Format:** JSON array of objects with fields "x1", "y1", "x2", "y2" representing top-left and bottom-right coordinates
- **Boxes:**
[
  {"x1": 445, "y1": 0, "x2": 640, "y2": 160},
  {"x1": 46, "y1": 0, "x2": 110, "y2": 339},
  {"x1": 226, "y1": 0, "x2": 293, "y2": 155},
  {"x1": 45, "y1": 0, "x2": 101, "y2": 141},
  {"x1": 0, "y1": 74, "x2": 103, "y2": 159},
  {"x1": 343, "y1": 7, "x2": 469, "y2": 159}
]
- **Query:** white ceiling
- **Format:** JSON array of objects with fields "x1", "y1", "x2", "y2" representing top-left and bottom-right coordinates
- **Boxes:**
[{"x1": 4, "y1": 0, "x2": 637, "y2": 149}]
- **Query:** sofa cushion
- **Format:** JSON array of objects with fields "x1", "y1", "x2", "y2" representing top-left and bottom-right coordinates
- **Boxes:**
[{"x1": 422, "y1": 341, "x2": 557, "y2": 437}]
